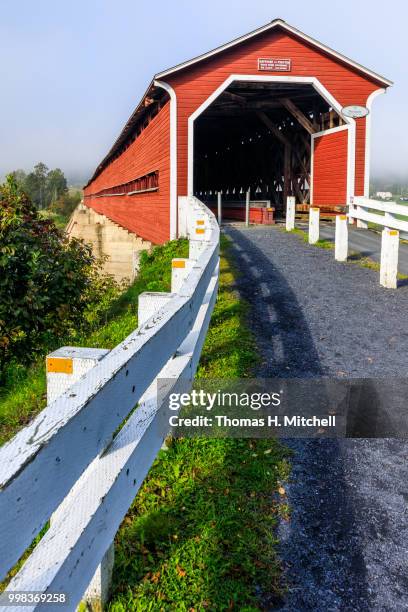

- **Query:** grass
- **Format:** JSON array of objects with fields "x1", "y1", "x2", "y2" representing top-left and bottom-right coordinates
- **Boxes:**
[
  {"x1": 0, "y1": 239, "x2": 189, "y2": 446},
  {"x1": 1, "y1": 235, "x2": 290, "y2": 609},
  {"x1": 38, "y1": 209, "x2": 70, "y2": 230},
  {"x1": 107, "y1": 234, "x2": 290, "y2": 611},
  {"x1": 285, "y1": 226, "x2": 334, "y2": 250}
]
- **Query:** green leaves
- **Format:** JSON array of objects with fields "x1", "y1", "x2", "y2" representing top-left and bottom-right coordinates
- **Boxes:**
[{"x1": 0, "y1": 175, "x2": 119, "y2": 380}]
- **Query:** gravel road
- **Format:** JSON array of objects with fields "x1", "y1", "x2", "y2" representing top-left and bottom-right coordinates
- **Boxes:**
[
  {"x1": 298, "y1": 221, "x2": 408, "y2": 276},
  {"x1": 224, "y1": 224, "x2": 408, "y2": 612}
]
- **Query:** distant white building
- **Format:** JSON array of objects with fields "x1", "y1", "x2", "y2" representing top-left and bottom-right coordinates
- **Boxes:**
[{"x1": 376, "y1": 191, "x2": 393, "y2": 199}]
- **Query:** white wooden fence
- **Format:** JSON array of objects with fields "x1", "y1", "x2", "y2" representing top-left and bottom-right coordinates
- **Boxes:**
[
  {"x1": 349, "y1": 196, "x2": 408, "y2": 240},
  {"x1": 0, "y1": 196, "x2": 219, "y2": 611},
  {"x1": 286, "y1": 196, "x2": 408, "y2": 289}
]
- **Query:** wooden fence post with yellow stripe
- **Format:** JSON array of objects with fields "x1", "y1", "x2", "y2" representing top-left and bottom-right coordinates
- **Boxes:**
[
  {"x1": 380, "y1": 228, "x2": 399, "y2": 289},
  {"x1": 171, "y1": 258, "x2": 195, "y2": 293},
  {"x1": 309, "y1": 207, "x2": 320, "y2": 244},
  {"x1": 46, "y1": 347, "x2": 114, "y2": 611},
  {"x1": 335, "y1": 214, "x2": 348, "y2": 262}
]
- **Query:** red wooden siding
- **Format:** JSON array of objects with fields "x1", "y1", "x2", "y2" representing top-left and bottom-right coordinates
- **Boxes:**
[
  {"x1": 84, "y1": 101, "x2": 170, "y2": 244},
  {"x1": 167, "y1": 28, "x2": 383, "y2": 198},
  {"x1": 312, "y1": 129, "x2": 348, "y2": 205}
]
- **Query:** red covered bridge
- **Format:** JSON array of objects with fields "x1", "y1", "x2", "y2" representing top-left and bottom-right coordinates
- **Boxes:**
[{"x1": 84, "y1": 18, "x2": 392, "y2": 243}]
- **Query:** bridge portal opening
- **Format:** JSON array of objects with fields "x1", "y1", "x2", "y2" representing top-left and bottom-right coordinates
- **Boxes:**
[{"x1": 193, "y1": 81, "x2": 344, "y2": 221}]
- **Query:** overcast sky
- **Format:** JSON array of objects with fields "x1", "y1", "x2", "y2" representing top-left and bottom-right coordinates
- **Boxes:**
[{"x1": 0, "y1": 0, "x2": 406, "y2": 183}]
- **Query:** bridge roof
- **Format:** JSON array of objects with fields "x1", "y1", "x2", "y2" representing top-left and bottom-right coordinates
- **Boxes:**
[{"x1": 156, "y1": 19, "x2": 393, "y2": 87}]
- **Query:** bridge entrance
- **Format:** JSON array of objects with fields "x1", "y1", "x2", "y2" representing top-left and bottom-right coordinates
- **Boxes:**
[{"x1": 193, "y1": 80, "x2": 347, "y2": 221}]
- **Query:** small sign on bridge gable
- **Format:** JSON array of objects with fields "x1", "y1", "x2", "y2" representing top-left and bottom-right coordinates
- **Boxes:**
[{"x1": 258, "y1": 57, "x2": 292, "y2": 72}]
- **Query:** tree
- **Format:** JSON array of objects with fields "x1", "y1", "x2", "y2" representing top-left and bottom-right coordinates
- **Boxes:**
[
  {"x1": 10, "y1": 169, "x2": 27, "y2": 190},
  {"x1": 24, "y1": 162, "x2": 49, "y2": 209},
  {"x1": 51, "y1": 190, "x2": 82, "y2": 217},
  {"x1": 0, "y1": 175, "x2": 118, "y2": 379},
  {"x1": 47, "y1": 168, "x2": 68, "y2": 204}
]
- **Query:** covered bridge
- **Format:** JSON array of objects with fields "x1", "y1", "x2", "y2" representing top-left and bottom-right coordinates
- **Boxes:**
[{"x1": 83, "y1": 18, "x2": 392, "y2": 243}]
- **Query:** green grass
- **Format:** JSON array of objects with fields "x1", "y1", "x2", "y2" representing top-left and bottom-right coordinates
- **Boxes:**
[
  {"x1": 0, "y1": 239, "x2": 188, "y2": 446},
  {"x1": 107, "y1": 235, "x2": 290, "y2": 611},
  {"x1": 285, "y1": 226, "x2": 334, "y2": 250},
  {"x1": 38, "y1": 209, "x2": 70, "y2": 230}
]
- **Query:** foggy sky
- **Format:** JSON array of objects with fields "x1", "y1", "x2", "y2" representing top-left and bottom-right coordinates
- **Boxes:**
[{"x1": 0, "y1": 0, "x2": 406, "y2": 184}]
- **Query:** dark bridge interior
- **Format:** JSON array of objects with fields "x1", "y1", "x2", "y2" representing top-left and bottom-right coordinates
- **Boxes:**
[{"x1": 193, "y1": 81, "x2": 344, "y2": 216}]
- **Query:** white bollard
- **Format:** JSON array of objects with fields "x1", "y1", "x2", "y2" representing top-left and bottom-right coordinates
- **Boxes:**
[
  {"x1": 380, "y1": 228, "x2": 399, "y2": 289},
  {"x1": 217, "y1": 192, "x2": 222, "y2": 226},
  {"x1": 335, "y1": 214, "x2": 348, "y2": 261},
  {"x1": 46, "y1": 347, "x2": 114, "y2": 612},
  {"x1": 138, "y1": 292, "x2": 175, "y2": 326},
  {"x1": 171, "y1": 258, "x2": 195, "y2": 293},
  {"x1": 286, "y1": 196, "x2": 296, "y2": 231},
  {"x1": 245, "y1": 190, "x2": 250, "y2": 227},
  {"x1": 309, "y1": 207, "x2": 320, "y2": 244},
  {"x1": 46, "y1": 347, "x2": 110, "y2": 404}
]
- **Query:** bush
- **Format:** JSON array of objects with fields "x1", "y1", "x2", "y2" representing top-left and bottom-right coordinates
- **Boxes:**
[
  {"x1": 50, "y1": 190, "x2": 82, "y2": 218},
  {"x1": 0, "y1": 176, "x2": 119, "y2": 380}
]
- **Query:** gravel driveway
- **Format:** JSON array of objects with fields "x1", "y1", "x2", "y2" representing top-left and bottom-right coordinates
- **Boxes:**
[{"x1": 224, "y1": 225, "x2": 408, "y2": 612}]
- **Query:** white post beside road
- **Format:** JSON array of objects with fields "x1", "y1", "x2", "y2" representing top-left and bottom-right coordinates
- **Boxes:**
[
  {"x1": 217, "y1": 191, "x2": 222, "y2": 226},
  {"x1": 380, "y1": 228, "x2": 399, "y2": 289},
  {"x1": 46, "y1": 347, "x2": 114, "y2": 612},
  {"x1": 171, "y1": 258, "x2": 195, "y2": 293},
  {"x1": 309, "y1": 207, "x2": 320, "y2": 244},
  {"x1": 335, "y1": 214, "x2": 348, "y2": 261},
  {"x1": 286, "y1": 196, "x2": 296, "y2": 231},
  {"x1": 245, "y1": 189, "x2": 250, "y2": 227}
]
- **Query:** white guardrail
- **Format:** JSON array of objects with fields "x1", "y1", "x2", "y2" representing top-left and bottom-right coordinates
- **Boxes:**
[
  {"x1": 286, "y1": 195, "x2": 408, "y2": 289},
  {"x1": 0, "y1": 196, "x2": 219, "y2": 611},
  {"x1": 349, "y1": 196, "x2": 408, "y2": 240}
]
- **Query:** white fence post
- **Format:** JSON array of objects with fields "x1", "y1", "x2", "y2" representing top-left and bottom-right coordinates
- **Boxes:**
[
  {"x1": 217, "y1": 191, "x2": 222, "y2": 226},
  {"x1": 138, "y1": 292, "x2": 175, "y2": 326},
  {"x1": 177, "y1": 196, "x2": 189, "y2": 237},
  {"x1": 189, "y1": 239, "x2": 210, "y2": 260},
  {"x1": 46, "y1": 347, "x2": 114, "y2": 612},
  {"x1": 309, "y1": 207, "x2": 320, "y2": 244},
  {"x1": 245, "y1": 189, "x2": 250, "y2": 227},
  {"x1": 286, "y1": 196, "x2": 296, "y2": 231},
  {"x1": 171, "y1": 258, "x2": 195, "y2": 293},
  {"x1": 335, "y1": 214, "x2": 348, "y2": 261},
  {"x1": 380, "y1": 228, "x2": 399, "y2": 289}
]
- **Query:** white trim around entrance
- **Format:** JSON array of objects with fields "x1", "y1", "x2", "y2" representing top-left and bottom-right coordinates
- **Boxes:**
[
  {"x1": 154, "y1": 79, "x2": 178, "y2": 239},
  {"x1": 364, "y1": 88, "x2": 386, "y2": 197},
  {"x1": 187, "y1": 74, "x2": 356, "y2": 204}
]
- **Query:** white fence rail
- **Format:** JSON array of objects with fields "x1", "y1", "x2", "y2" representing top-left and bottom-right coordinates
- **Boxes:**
[
  {"x1": 349, "y1": 196, "x2": 408, "y2": 240},
  {"x1": 0, "y1": 196, "x2": 219, "y2": 611},
  {"x1": 285, "y1": 196, "x2": 406, "y2": 289}
]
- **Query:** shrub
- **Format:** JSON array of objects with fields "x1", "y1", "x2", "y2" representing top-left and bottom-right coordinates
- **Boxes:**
[
  {"x1": 0, "y1": 176, "x2": 118, "y2": 380},
  {"x1": 50, "y1": 190, "x2": 82, "y2": 218}
]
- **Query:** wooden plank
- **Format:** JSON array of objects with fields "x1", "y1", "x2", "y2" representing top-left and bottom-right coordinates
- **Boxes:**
[
  {"x1": 0, "y1": 201, "x2": 220, "y2": 581},
  {"x1": 353, "y1": 197, "x2": 408, "y2": 218},
  {"x1": 279, "y1": 98, "x2": 316, "y2": 135},
  {"x1": 256, "y1": 112, "x2": 290, "y2": 146}
]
